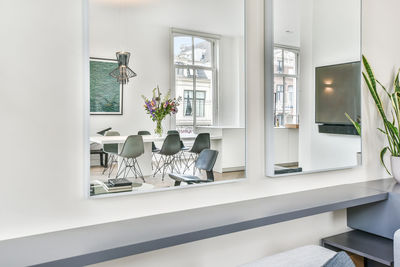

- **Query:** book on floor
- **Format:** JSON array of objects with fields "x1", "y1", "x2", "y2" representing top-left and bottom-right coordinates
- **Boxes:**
[{"x1": 108, "y1": 178, "x2": 133, "y2": 187}]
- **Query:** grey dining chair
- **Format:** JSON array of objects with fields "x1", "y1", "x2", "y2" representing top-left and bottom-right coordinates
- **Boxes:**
[
  {"x1": 115, "y1": 135, "x2": 145, "y2": 182},
  {"x1": 169, "y1": 149, "x2": 218, "y2": 186},
  {"x1": 153, "y1": 134, "x2": 181, "y2": 180},
  {"x1": 138, "y1": 130, "x2": 160, "y2": 170},
  {"x1": 167, "y1": 130, "x2": 189, "y2": 170},
  {"x1": 102, "y1": 130, "x2": 120, "y2": 177},
  {"x1": 183, "y1": 133, "x2": 210, "y2": 174}
]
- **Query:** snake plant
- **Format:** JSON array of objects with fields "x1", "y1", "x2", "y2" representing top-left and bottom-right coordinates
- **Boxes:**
[
  {"x1": 345, "y1": 112, "x2": 361, "y2": 136},
  {"x1": 363, "y1": 55, "x2": 400, "y2": 174}
]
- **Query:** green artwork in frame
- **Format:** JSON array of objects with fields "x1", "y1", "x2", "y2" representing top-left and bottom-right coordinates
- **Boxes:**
[{"x1": 90, "y1": 58, "x2": 123, "y2": 115}]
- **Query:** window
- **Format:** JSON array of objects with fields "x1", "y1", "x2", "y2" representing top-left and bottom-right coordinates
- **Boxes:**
[
  {"x1": 183, "y1": 90, "x2": 206, "y2": 117},
  {"x1": 173, "y1": 29, "x2": 218, "y2": 133},
  {"x1": 273, "y1": 46, "x2": 299, "y2": 127}
]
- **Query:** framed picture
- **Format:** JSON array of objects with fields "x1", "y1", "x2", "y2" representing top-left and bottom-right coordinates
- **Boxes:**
[{"x1": 90, "y1": 57, "x2": 123, "y2": 115}]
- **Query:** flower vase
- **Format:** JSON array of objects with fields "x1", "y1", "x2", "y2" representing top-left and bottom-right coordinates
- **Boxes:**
[{"x1": 155, "y1": 120, "x2": 163, "y2": 137}]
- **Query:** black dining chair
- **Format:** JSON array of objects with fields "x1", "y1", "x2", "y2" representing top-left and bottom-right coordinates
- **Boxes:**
[
  {"x1": 183, "y1": 133, "x2": 210, "y2": 174},
  {"x1": 138, "y1": 130, "x2": 160, "y2": 170},
  {"x1": 115, "y1": 135, "x2": 145, "y2": 182},
  {"x1": 153, "y1": 134, "x2": 181, "y2": 180},
  {"x1": 169, "y1": 149, "x2": 218, "y2": 186},
  {"x1": 167, "y1": 130, "x2": 189, "y2": 170}
]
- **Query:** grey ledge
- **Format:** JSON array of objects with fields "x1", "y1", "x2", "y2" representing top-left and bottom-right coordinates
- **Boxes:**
[{"x1": 0, "y1": 179, "x2": 391, "y2": 267}]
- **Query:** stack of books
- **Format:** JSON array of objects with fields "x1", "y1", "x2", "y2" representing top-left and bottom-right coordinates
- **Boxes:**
[{"x1": 103, "y1": 178, "x2": 133, "y2": 193}]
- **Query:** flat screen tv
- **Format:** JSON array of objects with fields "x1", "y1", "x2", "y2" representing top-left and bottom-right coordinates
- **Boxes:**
[{"x1": 315, "y1": 61, "x2": 361, "y2": 125}]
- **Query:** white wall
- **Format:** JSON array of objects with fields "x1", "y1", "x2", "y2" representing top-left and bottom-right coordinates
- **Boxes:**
[
  {"x1": 89, "y1": 0, "x2": 245, "y2": 135},
  {"x1": 273, "y1": 0, "x2": 301, "y2": 47},
  {"x1": 0, "y1": 0, "x2": 399, "y2": 266},
  {"x1": 274, "y1": 128, "x2": 299, "y2": 164},
  {"x1": 298, "y1": 0, "x2": 362, "y2": 171}
]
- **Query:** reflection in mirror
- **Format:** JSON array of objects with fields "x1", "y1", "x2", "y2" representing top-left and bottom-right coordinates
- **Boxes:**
[
  {"x1": 267, "y1": 0, "x2": 361, "y2": 176},
  {"x1": 87, "y1": 0, "x2": 246, "y2": 196}
]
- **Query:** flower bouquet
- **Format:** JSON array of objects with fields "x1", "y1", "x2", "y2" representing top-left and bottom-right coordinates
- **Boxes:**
[{"x1": 142, "y1": 86, "x2": 182, "y2": 136}]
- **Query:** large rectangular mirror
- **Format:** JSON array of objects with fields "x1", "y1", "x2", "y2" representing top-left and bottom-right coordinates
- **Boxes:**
[
  {"x1": 265, "y1": 0, "x2": 362, "y2": 176},
  {"x1": 87, "y1": 0, "x2": 246, "y2": 196}
]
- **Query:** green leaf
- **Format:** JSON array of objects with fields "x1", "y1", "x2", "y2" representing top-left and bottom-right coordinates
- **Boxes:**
[
  {"x1": 363, "y1": 55, "x2": 376, "y2": 90},
  {"x1": 344, "y1": 112, "x2": 361, "y2": 135},
  {"x1": 380, "y1": 147, "x2": 391, "y2": 175},
  {"x1": 377, "y1": 79, "x2": 391, "y2": 98},
  {"x1": 377, "y1": 127, "x2": 387, "y2": 135}
]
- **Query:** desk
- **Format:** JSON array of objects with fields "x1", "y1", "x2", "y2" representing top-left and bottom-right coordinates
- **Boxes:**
[{"x1": 90, "y1": 135, "x2": 223, "y2": 176}]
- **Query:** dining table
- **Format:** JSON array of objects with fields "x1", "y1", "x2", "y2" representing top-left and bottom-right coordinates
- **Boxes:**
[{"x1": 90, "y1": 134, "x2": 223, "y2": 177}]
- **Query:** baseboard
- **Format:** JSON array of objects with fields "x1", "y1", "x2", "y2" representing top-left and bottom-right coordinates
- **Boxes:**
[{"x1": 222, "y1": 166, "x2": 245, "y2": 172}]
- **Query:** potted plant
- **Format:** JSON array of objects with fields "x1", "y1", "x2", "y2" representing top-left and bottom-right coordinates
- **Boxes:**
[
  {"x1": 142, "y1": 86, "x2": 181, "y2": 136},
  {"x1": 363, "y1": 55, "x2": 400, "y2": 182}
]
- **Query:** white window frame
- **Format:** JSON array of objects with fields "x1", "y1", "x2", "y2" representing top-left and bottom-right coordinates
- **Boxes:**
[
  {"x1": 170, "y1": 28, "x2": 220, "y2": 130},
  {"x1": 273, "y1": 44, "x2": 300, "y2": 127}
]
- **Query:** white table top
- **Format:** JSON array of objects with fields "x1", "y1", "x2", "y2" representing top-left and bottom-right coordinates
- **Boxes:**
[{"x1": 90, "y1": 135, "x2": 222, "y2": 145}]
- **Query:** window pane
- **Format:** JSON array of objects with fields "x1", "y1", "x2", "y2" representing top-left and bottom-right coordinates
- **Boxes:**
[
  {"x1": 175, "y1": 67, "x2": 194, "y2": 132},
  {"x1": 196, "y1": 69, "x2": 213, "y2": 125},
  {"x1": 183, "y1": 90, "x2": 194, "y2": 117},
  {"x1": 274, "y1": 76, "x2": 284, "y2": 126},
  {"x1": 284, "y1": 50, "x2": 296, "y2": 75},
  {"x1": 284, "y1": 77, "x2": 297, "y2": 124},
  {"x1": 194, "y1": 38, "x2": 212, "y2": 67},
  {"x1": 196, "y1": 91, "x2": 206, "y2": 117},
  {"x1": 274, "y1": 48, "x2": 283, "y2": 74},
  {"x1": 174, "y1": 36, "x2": 193, "y2": 65}
]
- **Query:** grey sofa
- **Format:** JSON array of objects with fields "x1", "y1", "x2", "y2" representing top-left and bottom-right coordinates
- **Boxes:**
[
  {"x1": 395, "y1": 229, "x2": 400, "y2": 267},
  {"x1": 240, "y1": 245, "x2": 337, "y2": 267},
  {"x1": 242, "y1": 228, "x2": 400, "y2": 267}
]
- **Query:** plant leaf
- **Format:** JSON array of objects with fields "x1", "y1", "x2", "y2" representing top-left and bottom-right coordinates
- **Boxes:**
[
  {"x1": 380, "y1": 147, "x2": 391, "y2": 175},
  {"x1": 345, "y1": 112, "x2": 361, "y2": 135}
]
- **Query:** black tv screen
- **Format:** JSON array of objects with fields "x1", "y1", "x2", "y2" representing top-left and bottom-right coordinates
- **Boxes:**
[{"x1": 315, "y1": 61, "x2": 361, "y2": 125}]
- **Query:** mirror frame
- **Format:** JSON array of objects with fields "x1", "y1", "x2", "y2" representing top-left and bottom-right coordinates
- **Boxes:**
[
  {"x1": 264, "y1": 0, "x2": 363, "y2": 177},
  {"x1": 83, "y1": 0, "x2": 249, "y2": 198}
]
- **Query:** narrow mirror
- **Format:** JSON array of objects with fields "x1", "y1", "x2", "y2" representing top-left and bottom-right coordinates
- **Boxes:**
[{"x1": 266, "y1": 0, "x2": 361, "y2": 176}]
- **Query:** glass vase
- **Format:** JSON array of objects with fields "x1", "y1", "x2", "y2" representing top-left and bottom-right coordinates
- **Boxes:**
[{"x1": 155, "y1": 120, "x2": 163, "y2": 137}]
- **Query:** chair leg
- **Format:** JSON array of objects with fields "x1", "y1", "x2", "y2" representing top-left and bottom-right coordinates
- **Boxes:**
[
  {"x1": 100, "y1": 153, "x2": 104, "y2": 167},
  {"x1": 154, "y1": 154, "x2": 180, "y2": 181},
  {"x1": 153, "y1": 153, "x2": 162, "y2": 173},
  {"x1": 192, "y1": 154, "x2": 199, "y2": 175},
  {"x1": 182, "y1": 153, "x2": 197, "y2": 174},
  {"x1": 102, "y1": 154, "x2": 116, "y2": 177},
  {"x1": 161, "y1": 156, "x2": 170, "y2": 181},
  {"x1": 153, "y1": 155, "x2": 165, "y2": 177},
  {"x1": 115, "y1": 158, "x2": 126, "y2": 178},
  {"x1": 133, "y1": 158, "x2": 145, "y2": 183},
  {"x1": 178, "y1": 151, "x2": 188, "y2": 172}
]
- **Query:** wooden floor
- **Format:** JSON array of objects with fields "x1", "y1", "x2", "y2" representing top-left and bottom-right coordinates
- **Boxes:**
[{"x1": 91, "y1": 163, "x2": 245, "y2": 189}]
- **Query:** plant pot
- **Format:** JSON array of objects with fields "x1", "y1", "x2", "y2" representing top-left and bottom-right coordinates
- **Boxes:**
[{"x1": 391, "y1": 156, "x2": 400, "y2": 183}]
